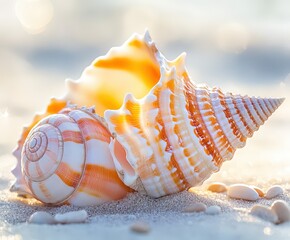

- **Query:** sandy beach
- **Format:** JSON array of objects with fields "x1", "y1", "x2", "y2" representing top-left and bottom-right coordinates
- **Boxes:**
[{"x1": 1, "y1": 153, "x2": 290, "y2": 240}]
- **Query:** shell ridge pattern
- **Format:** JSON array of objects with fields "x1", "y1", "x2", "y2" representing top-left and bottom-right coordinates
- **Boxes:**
[
  {"x1": 208, "y1": 88, "x2": 240, "y2": 151},
  {"x1": 224, "y1": 95, "x2": 251, "y2": 138},
  {"x1": 244, "y1": 98, "x2": 263, "y2": 127},
  {"x1": 138, "y1": 85, "x2": 169, "y2": 196},
  {"x1": 214, "y1": 89, "x2": 247, "y2": 148},
  {"x1": 251, "y1": 98, "x2": 267, "y2": 121},
  {"x1": 196, "y1": 85, "x2": 234, "y2": 163},
  {"x1": 184, "y1": 80, "x2": 222, "y2": 167},
  {"x1": 235, "y1": 96, "x2": 258, "y2": 132},
  {"x1": 159, "y1": 77, "x2": 192, "y2": 190},
  {"x1": 160, "y1": 71, "x2": 205, "y2": 187},
  {"x1": 143, "y1": 70, "x2": 186, "y2": 195}
]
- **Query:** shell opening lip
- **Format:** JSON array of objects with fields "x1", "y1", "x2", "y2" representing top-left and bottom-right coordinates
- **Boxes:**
[{"x1": 109, "y1": 138, "x2": 137, "y2": 186}]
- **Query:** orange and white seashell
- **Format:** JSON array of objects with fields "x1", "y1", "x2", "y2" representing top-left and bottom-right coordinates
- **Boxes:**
[
  {"x1": 11, "y1": 32, "x2": 160, "y2": 196},
  {"x1": 11, "y1": 31, "x2": 284, "y2": 205},
  {"x1": 105, "y1": 63, "x2": 284, "y2": 198},
  {"x1": 20, "y1": 106, "x2": 131, "y2": 206}
]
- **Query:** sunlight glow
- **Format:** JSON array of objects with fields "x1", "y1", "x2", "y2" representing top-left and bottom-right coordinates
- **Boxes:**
[
  {"x1": 15, "y1": 0, "x2": 54, "y2": 34},
  {"x1": 263, "y1": 227, "x2": 272, "y2": 236}
]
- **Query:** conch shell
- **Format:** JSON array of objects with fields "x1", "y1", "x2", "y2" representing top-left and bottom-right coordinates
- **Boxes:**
[
  {"x1": 104, "y1": 62, "x2": 284, "y2": 197},
  {"x1": 11, "y1": 31, "x2": 284, "y2": 206}
]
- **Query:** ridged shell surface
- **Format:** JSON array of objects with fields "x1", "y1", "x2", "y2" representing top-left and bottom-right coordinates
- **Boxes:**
[
  {"x1": 21, "y1": 107, "x2": 130, "y2": 206},
  {"x1": 104, "y1": 49, "x2": 284, "y2": 198},
  {"x1": 11, "y1": 32, "x2": 161, "y2": 195}
]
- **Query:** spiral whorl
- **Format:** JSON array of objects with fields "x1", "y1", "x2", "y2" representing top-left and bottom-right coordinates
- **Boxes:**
[
  {"x1": 23, "y1": 124, "x2": 63, "y2": 181},
  {"x1": 22, "y1": 112, "x2": 87, "y2": 204},
  {"x1": 25, "y1": 131, "x2": 49, "y2": 162}
]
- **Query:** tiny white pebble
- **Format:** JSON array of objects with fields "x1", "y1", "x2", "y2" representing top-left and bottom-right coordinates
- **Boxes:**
[
  {"x1": 206, "y1": 205, "x2": 221, "y2": 215},
  {"x1": 28, "y1": 211, "x2": 55, "y2": 225},
  {"x1": 265, "y1": 185, "x2": 283, "y2": 199},
  {"x1": 207, "y1": 182, "x2": 227, "y2": 193},
  {"x1": 250, "y1": 205, "x2": 278, "y2": 224},
  {"x1": 183, "y1": 203, "x2": 207, "y2": 213},
  {"x1": 271, "y1": 200, "x2": 290, "y2": 224},
  {"x1": 227, "y1": 184, "x2": 259, "y2": 201},
  {"x1": 130, "y1": 222, "x2": 150, "y2": 233},
  {"x1": 54, "y1": 210, "x2": 88, "y2": 224}
]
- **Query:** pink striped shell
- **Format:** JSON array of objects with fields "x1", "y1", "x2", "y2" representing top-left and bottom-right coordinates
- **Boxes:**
[{"x1": 21, "y1": 106, "x2": 130, "y2": 206}]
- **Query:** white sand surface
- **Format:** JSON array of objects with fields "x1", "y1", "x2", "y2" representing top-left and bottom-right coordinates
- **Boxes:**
[{"x1": 1, "y1": 155, "x2": 290, "y2": 240}]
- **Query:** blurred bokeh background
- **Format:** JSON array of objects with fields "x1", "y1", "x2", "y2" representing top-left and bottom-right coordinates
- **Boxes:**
[{"x1": 0, "y1": 0, "x2": 289, "y2": 184}]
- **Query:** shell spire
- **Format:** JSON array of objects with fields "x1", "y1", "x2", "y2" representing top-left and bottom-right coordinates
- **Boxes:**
[{"x1": 105, "y1": 58, "x2": 284, "y2": 198}]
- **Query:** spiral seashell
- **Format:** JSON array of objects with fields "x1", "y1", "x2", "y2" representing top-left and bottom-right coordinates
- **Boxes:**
[
  {"x1": 11, "y1": 32, "x2": 161, "y2": 195},
  {"x1": 104, "y1": 54, "x2": 284, "y2": 198},
  {"x1": 11, "y1": 31, "x2": 284, "y2": 205},
  {"x1": 21, "y1": 106, "x2": 131, "y2": 206}
]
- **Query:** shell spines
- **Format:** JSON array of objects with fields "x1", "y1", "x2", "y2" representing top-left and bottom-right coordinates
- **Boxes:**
[{"x1": 105, "y1": 35, "x2": 285, "y2": 198}]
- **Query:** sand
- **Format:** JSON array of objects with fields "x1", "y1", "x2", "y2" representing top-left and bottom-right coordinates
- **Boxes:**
[{"x1": 1, "y1": 155, "x2": 290, "y2": 240}]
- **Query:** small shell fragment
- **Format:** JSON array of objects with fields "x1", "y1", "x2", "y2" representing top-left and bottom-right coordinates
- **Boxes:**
[
  {"x1": 251, "y1": 186, "x2": 264, "y2": 197},
  {"x1": 227, "y1": 184, "x2": 259, "y2": 201},
  {"x1": 28, "y1": 211, "x2": 55, "y2": 225},
  {"x1": 250, "y1": 205, "x2": 278, "y2": 224},
  {"x1": 271, "y1": 200, "x2": 290, "y2": 224},
  {"x1": 183, "y1": 203, "x2": 207, "y2": 213},
  {"x1": 207, "y1": 182, "x2": 227, "y2": 193},
  {"x1": 265, "y1": 185, "x2": 283, "y2": 199},
  {"x1": 205, "y1": 206, "x2": 221, "y2": 215},
  {"x1": 130, "y1": 222, "x2": 150, "y2": 234},
  {"x1": 54, "y1": 210, "x2": 88, "y2": 224}
]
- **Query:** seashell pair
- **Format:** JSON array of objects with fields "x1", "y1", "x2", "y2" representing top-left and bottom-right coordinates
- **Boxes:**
[{"x1": 11, "y1": 31, "x2": 284, "y2": 206}]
